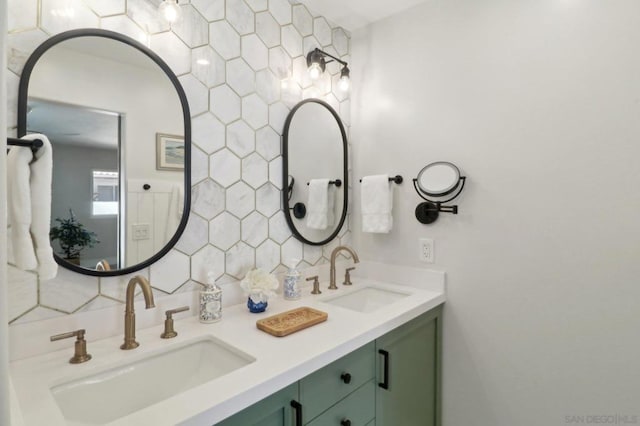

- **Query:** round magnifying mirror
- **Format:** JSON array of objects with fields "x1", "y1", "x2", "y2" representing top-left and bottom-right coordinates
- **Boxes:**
[{"x1": 416, "y1": 162, "x2": 461, "y2": 197}]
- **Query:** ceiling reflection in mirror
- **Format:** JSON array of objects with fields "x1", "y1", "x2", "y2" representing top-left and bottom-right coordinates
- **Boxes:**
[{"x1": 20, "y1": 31, "x2": 190, "y2": 275}]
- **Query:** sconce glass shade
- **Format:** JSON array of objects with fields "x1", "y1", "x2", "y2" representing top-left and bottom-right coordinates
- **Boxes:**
[
  {"x1": 308, "y1": 62, "x2": 323, "y2": 80},
  {"x1": 306, "y1": 49, "x2": 326, "y2": 81},
  {"x1": 159, "y1": 0, "x2": 182, "y2": 23},
  {"x1": 338, "y1": 66, "x2": 350, "y2": 91}
]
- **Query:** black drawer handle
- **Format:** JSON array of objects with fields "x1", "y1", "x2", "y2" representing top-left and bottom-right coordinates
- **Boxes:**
[
  {"x1": 378, "y1": 349, "x2": 390, "y2": 390},
  {"x1": 291, "y1": 400, "x2": 302, "y2": 426},
  {"x1": 341, "y1": 419, "x2": 352, "y2": 426},
  {"x1": 340, "y1": 372, "x2": 352, "y2": 384}
]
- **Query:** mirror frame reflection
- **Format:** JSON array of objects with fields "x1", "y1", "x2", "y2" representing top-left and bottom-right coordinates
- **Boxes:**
[
  {"x1": 282, "y1": 98, "x2": 349, "y2": 246},
  {"x1": 17, "y1": 29, "x2": 192, "y2": 277}
]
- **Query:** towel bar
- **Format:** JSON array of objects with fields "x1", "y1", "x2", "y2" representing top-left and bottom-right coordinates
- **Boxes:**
[
  {"x1": 359, "y1": 175, "x2": 403, "y2": 184},
  {"x1": 306, "y1": 179, "x2": 342, "y2": 188},
  {"x1": 6, "y1": 137, "x2": 43, "y2": 153}
]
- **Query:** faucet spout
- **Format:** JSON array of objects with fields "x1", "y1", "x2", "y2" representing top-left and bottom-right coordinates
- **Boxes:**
[
  {"x1": 121, "y1": 275, "x2": 155, "y2": 350},
  {"x1": 329, "y1": 246, "x2": 360, "y2": 290}
]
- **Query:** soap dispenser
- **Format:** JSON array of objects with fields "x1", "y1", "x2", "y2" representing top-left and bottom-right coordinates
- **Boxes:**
[
  {"x1": 283, "y1": 258, "x2": 301, "y2": 300},
  {"x1": 199, "y1": 272, "x2": 222, "y2": 323}
]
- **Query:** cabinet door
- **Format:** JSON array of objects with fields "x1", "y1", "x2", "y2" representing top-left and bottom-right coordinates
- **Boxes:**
[
  {"x1": 375, "y1": 305, "x2": 442, "y2": 426},
  {"x1": 216, "y1": 383, "x2": 300, "y2": 426}
]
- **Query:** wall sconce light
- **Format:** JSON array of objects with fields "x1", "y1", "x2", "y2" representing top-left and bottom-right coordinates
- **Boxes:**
[
  {"x1": 159, "y1": 0, "x2": 182, "y2": 24},
  {"x1": 306, "y1": 48, "x2": 350, "y2": 92}
]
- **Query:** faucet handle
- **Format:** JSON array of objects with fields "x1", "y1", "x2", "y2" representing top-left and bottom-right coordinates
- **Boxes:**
[
  {"x1": 161, "y1": 306, "x2": 190, "y2": 339},
  {"x1": 50, "y1": 329, "x2": 92, "y2": 364},
  {"x1": 343, "y1": 267, "x2": 356, "y2": 286},
  {"x1": 306, "y1": 276, "x2": 321, "y2": 295}
]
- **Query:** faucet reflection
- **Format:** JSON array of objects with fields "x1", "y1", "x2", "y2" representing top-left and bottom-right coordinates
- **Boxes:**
[
  {"x1": 329, "y1": 246, "x2": 360, "y2": 290},
  {"x1": 121, "y1": 275, "x2": 155, "y2": 350}
]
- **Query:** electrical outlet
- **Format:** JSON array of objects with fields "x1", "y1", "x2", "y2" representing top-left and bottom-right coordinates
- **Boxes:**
[
  {"x1": 132, "y1": 224, "x2": 150, "y2": 241},
  {"x1": 419, "y1": 238, "x2": 434, "y2": 263}
]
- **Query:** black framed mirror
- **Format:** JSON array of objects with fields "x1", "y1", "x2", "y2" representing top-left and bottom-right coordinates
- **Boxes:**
[
  {"x1": 17, "y1": 29, "x2": 191, "y2": 276},
  {"x1": 282, "y1": 98, "x2": 348, "y2": 246}
]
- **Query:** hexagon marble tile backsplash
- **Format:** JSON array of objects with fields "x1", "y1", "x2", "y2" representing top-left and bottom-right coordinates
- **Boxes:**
[{"x1": 6, "y1": 0, "x2": 352, "y2": 324}]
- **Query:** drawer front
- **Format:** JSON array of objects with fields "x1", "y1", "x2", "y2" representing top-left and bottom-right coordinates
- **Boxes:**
[
  {"x1": 305, "y1": 380, "x2": 375, "y2": 426},
  {"x1": 300, "y1": 342, "x2": 375, "y2": 423}
]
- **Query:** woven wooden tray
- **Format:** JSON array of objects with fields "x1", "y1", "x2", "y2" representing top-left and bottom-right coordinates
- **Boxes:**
[{"x1": 256, "y1": 307, "x2": 328, "y2": 337}]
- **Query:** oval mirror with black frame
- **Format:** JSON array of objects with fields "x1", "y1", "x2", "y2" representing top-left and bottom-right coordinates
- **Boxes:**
[
  {"x1": 282, "y1": 99, "x2": 348, "y2": 246},
  {"x1": 17, "y1": 29, "x2": 191, "y2": 276}
]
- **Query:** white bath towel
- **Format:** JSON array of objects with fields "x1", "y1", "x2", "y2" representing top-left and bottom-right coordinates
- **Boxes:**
[
  {"x1": 7, "y1": 134, "x2": 58, "y2": 280},
  {"x1": 361, "y1": 174, "x2": 394, "y2": 233},
  {"x1": 307, "y1": 179, "x2": 333, "y2": 230}
]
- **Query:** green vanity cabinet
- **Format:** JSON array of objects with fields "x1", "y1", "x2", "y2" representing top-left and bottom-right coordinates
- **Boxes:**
[
  {"x1": 216, "y1": 383, "x2": 300, "y2": 426},
  {"x1": 375, "y1": 305, "x2": 443, "y2": 426}
]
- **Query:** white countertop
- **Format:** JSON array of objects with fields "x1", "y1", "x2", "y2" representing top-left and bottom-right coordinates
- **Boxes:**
[{"x1": 9, "y1": 263, "x2": 445, "y2": 426}]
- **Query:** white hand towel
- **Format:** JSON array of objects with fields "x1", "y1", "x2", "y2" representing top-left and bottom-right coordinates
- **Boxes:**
[
  {"x1": 165, "y1": 184, "x2": 183, "y2": 242},
  {"x1": 361, "y1": 174, "x2": 394, "y2": 233},
  {"x1": 7, "y1": 134, "x2": 58, "y2": 280},
  {"x1": 307, "y1": 179, "x2": 331, "y2": 230}
]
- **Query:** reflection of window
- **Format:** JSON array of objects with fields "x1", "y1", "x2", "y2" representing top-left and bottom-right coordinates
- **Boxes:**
[{"x1": 92, "y1": 170, "x2": 118, "y2": 216}]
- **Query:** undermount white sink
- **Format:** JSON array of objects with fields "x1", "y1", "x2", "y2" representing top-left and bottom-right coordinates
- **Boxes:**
[
  {"x1": 322, "y1": 286, "x2": 410, "y2": 313},
  {"x1": 50, "y1": 337, "x2": 255, "y2": 425}
]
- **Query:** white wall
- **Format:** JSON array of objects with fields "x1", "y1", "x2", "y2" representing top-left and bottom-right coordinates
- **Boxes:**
[{"x1": 351, "y1": 0, "x2": 640, "y2": 424}]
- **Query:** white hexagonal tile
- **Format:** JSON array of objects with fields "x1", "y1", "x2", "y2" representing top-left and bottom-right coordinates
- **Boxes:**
[
  {"x1": 302, "y1": 85, "x2": 321, "y2": 100},
  {"x1": 191, "y1": 245, "x2": 225, "y2": 283},
  {"x1": 303, "y1": 35, "x2": 321, "y2": 55},
  {"x1": 127, "y1": 0, "x2": 170, "y2": 34},
  {"x1": 281, "y1": 25, "x2": 302, "y2": 58},
  {"x1": 316, "y1": 71, "x2": 332, "y2": 95},
  {"x1": 210, "y1": 149, "x2": 241, "y2": 187},
  {"x1": 172, "y1": 4, "x2": 209, "y2": 47},
  {"x1": 325, "y1": 92, "x2": 340, "y2": 113},
  {"x1": 242, "y1": 94, "x2": 268, "y2": 129},
  {"x1": 100, "y1": 269, "x2": 150, "y2": 302},
  {"x1": 192, "y1": 0, "x2": 224, "y2": 21},
  {"x1": 255, "y1": 69, "x2": 281, "y2": 104},
  {"x1": 269, "y1": 102, "x2": 290, "y2": 132},
  {"x1": 7, "y1": 266, "x2": 37, "y2": 322},
  {"x1": 292, "y1": 56, "x2": 313, "y2": 89},
  {"x1": 242, "y1": 212, "x2": 268, "y2": 247},
  {"x1": 269, "y1": 156, "x2": 283, "y2": 189},
  {"x1": 293, "y1": 5, "x2": 312, "y2": 37},
  {"x1": 209, "y1": 212, "x2": 241, "y2": 250},
  {"x1": 256, "y1": 183, "x2": 281, "y2": 217},
  {"x1": 282, "y1": 81, "x2": 302, "y2": 108},
  {"x1": 256, "y1": 126, "x2": 280, "y2": 161},
  {"x1": 226, "y1": 181, "x2": 255, "y2": 218},
  {"x1": 242, "y1": 153, "x2": 268, "y2": 188},
  {"x1": 175, "y1": 214, "x2": 208, "y2": 255},
  {"x1": 12, "y1": 307, "x2": 67, "y2": 325},
  {"x1": 256, "y1": 239, "x2": 280, "y2": 272},
  {"x1": 226, "y1": 241, "x2": 255, "y2": 279},
  {"x1": 340, "y1": 100, "x2": 351, "y2": 126},
  {"x1": 150, "y1": 31, "x2": 191, "y2": 76},
  {"x1": 8, "y1": 0, "x2": 38, "y2": 32},
  {"x1": 281, "y1": 238, "x2": 303, "y2": 263},
  {"x1": 303, "y1": 244, "x2": 323, "y2": 265},
  {"x1": 227, "y1": 120, "x2": 255, "y2": 158},
  {"x1": 210, "y1": 85, "x2": 241, "y2": 123},
  {"x1": 179, "y1": 74, "x2": 209, "y2": 116},
  {"x1": 313, "y1": 17, "x2": 332, "y2": 46},
  {"x1": 242, "y1": 34, "x2": 268, "y2": 71},
  {"x1": 40, "y1": 267, "x2": 98, "y2": 313},
  {"x1": 209, "y1": 21, "x2": 241, "y2": 60},
  {"x1": 227, "y1": 58, "x2": 256, "y2": 96},
  {"x1": 41, "y1": 0, "x2": 99, "y2": 34},
  {"x1": 192, "y1": 112, "x2": 225, "y2": 154},
  {"x1": 269, "y1": 211, "x2": 290, "y2": 244},
  {"x1": 269, "y1": 46, "x2": 292, "y2": 79},
  {"x1": 7, "y1": 29, "x2": 48, "y2": 75},
  {"x1": 191, "y1": 144, "x2": 209, "y2": 184},
  {"x1": 246, "y1": 0, "x2": 267, "y2": 12},
  {"x1": 269, "y1": 0, "x2": 291, "y2": 25},
  {"x1": 226, "y1": 0, "x2": 254, "y2": 35},
  {"x1": 192, "y1": 179, "x2": 225, "y2": 219},
  {"x1": 84, "y1": 0, "x2": 125, "y2": 16},
  {"x1": 333, "y1": 28, "x2": 349, "y2": 56},
  {"x1": 150, "y1": 250, "x2": 190, "y2": 293},
  {"x1": 101, "y1": 15, "x2": 148, "y2": 45},
  {"x1": 256, "y1": 11, "x2": 280, "y2": 48},
  {"x1": 193, "y1": 46, "x2": 226, "y2": 88},
  {"x1": 339, "y1": 230, "x2": 352, "y2": 247}
]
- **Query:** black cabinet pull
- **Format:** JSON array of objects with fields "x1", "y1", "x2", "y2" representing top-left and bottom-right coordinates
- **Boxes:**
[
  {"x1": 340, "y1": 372, "x2": 352, "y2": 384},
  {"x1": 341, "y1": 419, "x2": 352, "y2": 426},
  {"x1": 378, "y1": 349, "x2": 390, "y2": 390},
  {"x1": 291, "y1": 400, "x2": 302, "y2": 426}
]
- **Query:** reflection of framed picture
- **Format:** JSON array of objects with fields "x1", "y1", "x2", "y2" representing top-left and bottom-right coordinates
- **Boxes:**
[{"x1": 156, "y1": 133, "x2": 185, "y2": 171}]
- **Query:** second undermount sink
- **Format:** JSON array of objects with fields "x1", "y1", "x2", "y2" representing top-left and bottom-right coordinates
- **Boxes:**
[
  {"x1": 51, "y1": 337, "x2": 255, "y2": 425},
  {"x1": 322, "y1": 286, "x2": 411, "y2": 313}
]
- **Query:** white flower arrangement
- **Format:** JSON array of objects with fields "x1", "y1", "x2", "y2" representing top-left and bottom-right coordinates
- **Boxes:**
[{"x1": 240, "y1": 268, "x2": 279, "y2": 302}]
